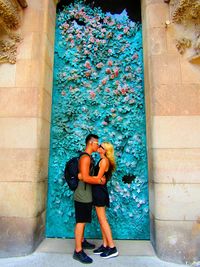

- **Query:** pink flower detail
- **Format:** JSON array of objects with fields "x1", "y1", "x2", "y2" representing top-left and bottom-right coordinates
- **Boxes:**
[
  {"x1": 110, "y1": 74, "x2": 115, "y2": 80},
  {"x1": 132, "y1": 53, "x2": 138, "y2": 59},
  {"x1": 102, "y1": 121, "x2": 108, "y2": 126},
  {"x1": 85, "y1": 71, "x2": 91, "y2": 77},
  {"x1": 108, "y1": 60, "x2": 113, "y2": 66},
  {"x1": 61, "y1": 90, "x2": 66, "y2": 96},
  {"x1": 89, "y1": 37, "x2": 95, "y2": 43},
  {"x1": 89, "y1": 91, "x2": 96, "y2": 99},
  {"x1": 121, "y1": 88, "x2": 127, "y2": 95},
  {"x1": 84, "y1": 61, "x2": 91, "y2": 69},
  {"x1": 108, "y1": 49, "x2": 112, "y2": 54},
  {"x1": 105, "y1": 87, "x2": 110, "y2": 93},
  {"x1": 101, "y1": 78, "x2": 107, "y2": 85},
  {"x1": 114, "y1": 68, "x2": 119, "y2": 77},
  {"x1": 123, "y1": 27, "x2": 129, "y2": 34},
  {"x1": 105, "y1": 68, "x2": 111, "y2": 74},
  {"x1": 96, "y1": 62, "x2": 104, "y2": 69}
]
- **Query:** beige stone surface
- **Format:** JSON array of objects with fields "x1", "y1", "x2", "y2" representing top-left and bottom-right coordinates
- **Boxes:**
[
  {"x1": 152, "y1": 83, "x2": 200, "y2": 116},
  {"x1": 150, "y1": 54, "x2": 181, "y2": 86},
  {"x1": 0, "y1": 87, "x2": 38, "y2": 117},
  {"x1": 38, "y1": 89, "x2": 52, "y2": 122},
  {"x1": 154, "y1": 219, "x2": 200, "y2": 263},
  {"x1": 0, "y1": 64, "x2": 16, "y2": 87},
  {"x1": 17, "y1": 32, "x2": 34, "y2": 60},
  {"x1": 0, "y1": 181, "x2": 47, "y2": 217},
  {"x1": 146, "y1": 3, "x2": 168, "y2": 28},
  {"x1": 0, "y1": 118, "x2": 37, "y2": 148},
  {"x1": 37, "y1": 119, "x2": 51, "y2": 148},
  {"x1": 154, "y1": 183, "x2": 200, "y2": 220},
  {"x1": 15, "y1": 59, "x2": 42, "y2": 88},
  {"x1": 180, "y1": 58, "x2": 200, "y2": 84},
  {"x1": 21, "y1": 8, "x2": 44, "y2": 33},
  {"x1": 0, "y1": 149, "x2": 49, "y2": 182},
  {"x1": 152, "y1": 148, "x2": 200, "y2": 184},
  {"x1": 152, "y1": 116, "x2": 200, "y2": 148},
  {"x1": 43, "y1": 63, "x2": 53, "y2": 94},
  {"x1": 0, "y1": 211, "x2": 46, "y2": 257},
  {"x1": 149, "y1": 28, "x2": 167, "y2": 55},
  {"x1": 44, "y1": 35, "x2": 54, "y2": 68}
]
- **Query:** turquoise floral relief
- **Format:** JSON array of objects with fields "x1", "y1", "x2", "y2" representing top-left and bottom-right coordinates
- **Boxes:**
[{"x1": 46, "y1": 1, "x2": 149, "y2": 239}]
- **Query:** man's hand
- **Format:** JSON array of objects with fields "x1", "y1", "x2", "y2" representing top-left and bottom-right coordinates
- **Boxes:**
[{"x1": 99, "y1": 176, "x2": 106, "y2": 185}]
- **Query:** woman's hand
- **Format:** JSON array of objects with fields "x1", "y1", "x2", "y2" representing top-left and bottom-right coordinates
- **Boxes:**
[{"x1": 78, "y1": 173, "x2": 83, "y2": 180}]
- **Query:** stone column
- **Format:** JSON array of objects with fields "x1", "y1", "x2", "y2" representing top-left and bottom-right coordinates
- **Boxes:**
[
  {"x1": 142, "y1": 0, "x2": 200, "y2": 264},
  {"x1": 0, "y1": 0, "x2": 56, "y2": 257}
]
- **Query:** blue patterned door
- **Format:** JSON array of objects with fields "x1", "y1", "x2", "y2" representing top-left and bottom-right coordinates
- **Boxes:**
[{"x1": 46, "y1": 0, "x2": 149, "y2": 239}]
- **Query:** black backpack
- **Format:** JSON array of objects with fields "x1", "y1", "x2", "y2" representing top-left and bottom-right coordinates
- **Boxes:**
[{"x1": 64, "y1": 152, "x2": 90, "y2": 191}]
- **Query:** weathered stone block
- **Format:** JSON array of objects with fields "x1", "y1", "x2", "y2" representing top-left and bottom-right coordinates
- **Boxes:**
[
  {"x1": 0, "y1": 118, "x2": 37, "y2": 148},
  {"x1": 154, "y1": 183, "x2": 200, "y2": 220},
  {"x1": 0, "y1": 149, "x2": 49, "y2": 182},
  {"x1": 0, "y1": 64, "x2": 16, "y2": 87},
  {"x1": 0, "y1": 181, "x2": 47, "y2": 217},
  {"x1": 152, "y1": 148, "x2": 200, "y2": 184},
  {"x1": 0, "y1": 87, "x2": 38, "y2": 117},
  {"x1": 153, "y1": 219, "x2": 200, "y2": 264},
  {"x1": 152, "y1": 116, "x2": 200, "y2": 148},
  {"x1": 152, "y1": 84, "x2": 200, "y2": 116},
  {"x1": 0, "y1": 212, "x2": 46, "y2": 257}
]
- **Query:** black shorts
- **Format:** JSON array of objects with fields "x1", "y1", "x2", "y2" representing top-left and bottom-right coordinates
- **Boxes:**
[{"x1": 74, "y1": 201, "x2": 93, "y2": 223}]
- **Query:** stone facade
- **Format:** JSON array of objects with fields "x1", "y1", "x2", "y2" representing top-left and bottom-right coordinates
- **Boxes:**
[
  {"x1": 0, "y1": 0, "x2": 57, "y2": 257},
  {"x1": 0, "y1": 0, "x2": 200, "y2": 264},
  {"x1": 142, "y1": 0, "x2": 200, "y2": 263}
]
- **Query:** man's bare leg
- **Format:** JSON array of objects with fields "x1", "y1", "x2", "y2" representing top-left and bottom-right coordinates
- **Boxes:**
[{"x1": 75, "y1": 222, "x2": 85, "y2": 252}]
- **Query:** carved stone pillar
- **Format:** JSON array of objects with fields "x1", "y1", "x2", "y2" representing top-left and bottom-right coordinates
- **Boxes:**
[
  {"x1": 167, "y1": 0, "x2": 200, "y2": 63},
  {"x1": 0, "y1": 0, "x2": 27, "y2": 64}
]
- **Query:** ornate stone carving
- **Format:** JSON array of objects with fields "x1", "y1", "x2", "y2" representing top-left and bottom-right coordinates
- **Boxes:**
[
  {"x1": 176, "y1": 38, "x2": 191, "y2": 54},
  {"x1": 0, "y1": 0, "x2": 27, "y2": 64},
  {"x1": 170, "y1": 0, "x2": 200, "y2": 23},
  {"x1": 167, "y1": 0, "x2": 200, "y2": 62}
]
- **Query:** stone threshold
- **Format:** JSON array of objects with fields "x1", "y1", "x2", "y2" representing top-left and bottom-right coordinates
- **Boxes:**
[{"x1": 37, "y1": 238, "x2": 155, "y2": 256}]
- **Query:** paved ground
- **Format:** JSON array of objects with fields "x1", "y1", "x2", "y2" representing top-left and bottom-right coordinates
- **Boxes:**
[{"x1": 0, "y1": 238, "x2": 196, "y2": 267}]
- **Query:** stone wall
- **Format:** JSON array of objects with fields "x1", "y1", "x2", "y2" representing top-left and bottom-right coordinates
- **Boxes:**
[
  {"x1": 142, "y1": 0, "x2": 200, "y2": 264},
  {"x1": 0, "y1": 0, "x2": 57, "y2": 257},
  {"x1": 0, "y1": 0, "x2": 200, "y2": 263}
]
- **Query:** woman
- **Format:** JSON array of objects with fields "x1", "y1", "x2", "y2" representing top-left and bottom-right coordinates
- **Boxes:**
[{"x1": 92, "y1": 142, "x2": 118, "y2": 259}]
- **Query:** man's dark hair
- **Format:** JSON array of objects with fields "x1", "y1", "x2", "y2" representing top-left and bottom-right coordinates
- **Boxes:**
[{"x1": 85, "y1": 133, "x2": 99, "y2": 144}]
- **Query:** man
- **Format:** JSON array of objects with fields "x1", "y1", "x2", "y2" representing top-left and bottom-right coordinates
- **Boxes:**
[{"x1": 73, "y1": 134, "x2": 106, "y2": 264}]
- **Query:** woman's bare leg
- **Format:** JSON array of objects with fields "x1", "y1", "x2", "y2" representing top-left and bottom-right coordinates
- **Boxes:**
[{"x1": 95, "y1": 206, "x2": 115, "y2": 248}]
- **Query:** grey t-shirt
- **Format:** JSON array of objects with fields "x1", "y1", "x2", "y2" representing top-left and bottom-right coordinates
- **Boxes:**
[{"x1": 74, "y1": 153, "x2": 95, "y2": 203}]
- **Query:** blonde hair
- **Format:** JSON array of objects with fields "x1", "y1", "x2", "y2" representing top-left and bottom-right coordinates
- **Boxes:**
[{"x1": 102, "y1": 142, "x2": 116, "y2": 173}]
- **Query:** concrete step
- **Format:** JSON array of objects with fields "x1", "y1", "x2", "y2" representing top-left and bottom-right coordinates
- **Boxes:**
[{"x1": 37, "y1": 238, "x2": 155, "y2": 256}]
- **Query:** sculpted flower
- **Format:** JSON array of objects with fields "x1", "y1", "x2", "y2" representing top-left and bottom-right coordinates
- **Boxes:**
[
  {"x1": 123, "y1": 26, "x2": 129, "y2": 34},
  {"x1": 61, "y1": 90, "x2": 66, "y2": 96},
  {"x1": 85, "y1": 71, "x2": 91, "y2": 77},
  {"x1": 101, "y1": 78, "x2": 107, "y2": 85},
  {"x1": 114, "y1": 68, "x2": 119, "y2": 77},
  {"x1": 105, "y1": 68, "x2": 111, "y2": 74},
  {"x1": 108, "y1": 60, "x2": 113, "y2": 66},
  {"x1": 132, "y1": 53, "x2": 138, "y2": 59},
  {"x1": 89, "y1": 91, "x2": 96, "y2": 99},
  {"x1": 84, "y1": 61, "x2": 91, "y2": 69},
  {"x1": 96, "y1": 62, "x2": 104, "y2": 69}
]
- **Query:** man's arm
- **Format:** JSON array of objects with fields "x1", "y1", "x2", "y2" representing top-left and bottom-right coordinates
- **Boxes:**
[{"x1": 79, "y1": 155, "x2": 106, "y2": 185}]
